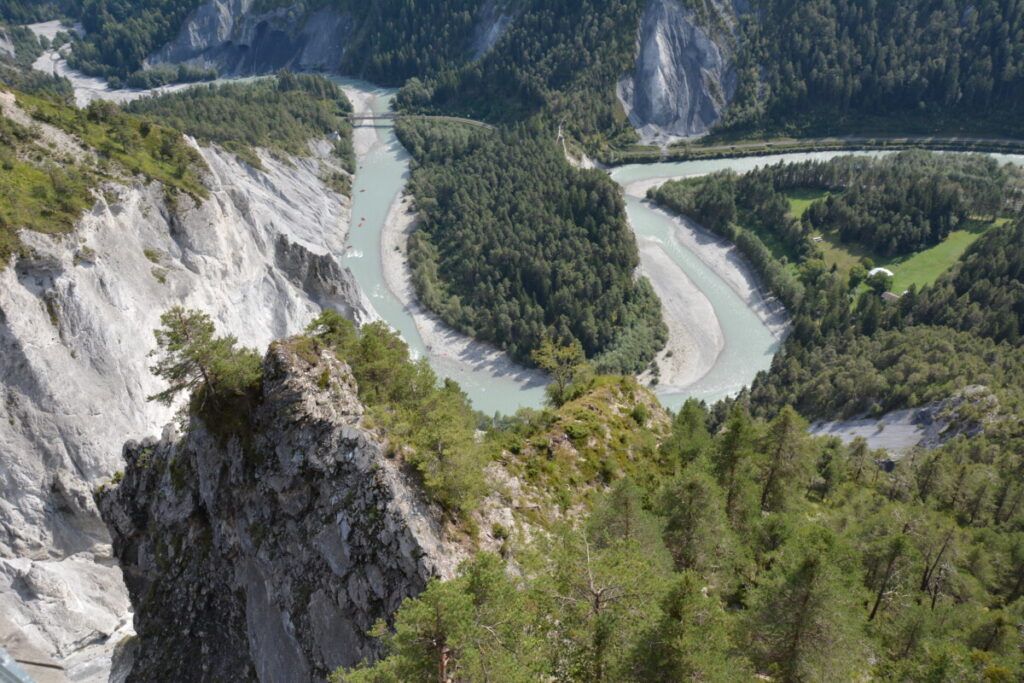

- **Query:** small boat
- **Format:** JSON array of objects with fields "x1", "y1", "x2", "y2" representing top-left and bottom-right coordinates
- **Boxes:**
[{"x1": 347, "y1": 245, "x2": 353, "y2": 249}]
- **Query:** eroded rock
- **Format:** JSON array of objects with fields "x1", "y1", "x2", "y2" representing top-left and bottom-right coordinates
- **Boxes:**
[
  {"x1": 619, "y1": 0, "x2": 743, "y2": 142},
  {"x1": 98, "y1": 343, "x2": 461, "y2": 681}
]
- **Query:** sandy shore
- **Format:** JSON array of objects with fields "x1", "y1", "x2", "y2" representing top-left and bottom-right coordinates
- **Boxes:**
[
  {"x1": 635, "y1": 240, "x2": 722, "y2": 390},
  {"x1": 622, "y1": 178, "x2": 790, "y2": 338},
  {"x1": 380, "y1": 195, "x2": 547, "y2": 388},
  {"x1": 647, "y1": 202, "x2": 791, "y2": 339},
  {"x1": 623, "y1": 176, "x2": 790, "y2": 391}
]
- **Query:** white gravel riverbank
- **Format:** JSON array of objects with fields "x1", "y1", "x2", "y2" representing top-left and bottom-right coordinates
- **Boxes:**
[{"x1": 623, "y1": 177, "x2": 790, "y2": 391}]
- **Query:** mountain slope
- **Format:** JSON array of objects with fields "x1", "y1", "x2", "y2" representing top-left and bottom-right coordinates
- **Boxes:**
[{"x1": 0, "y1": 84, "x2": 369, "y2": 678}]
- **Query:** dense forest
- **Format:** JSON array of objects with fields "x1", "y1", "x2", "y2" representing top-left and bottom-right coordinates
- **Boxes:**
[
  {"x1": 722, "y1": 0, "x2": 1024, "y2": 137},
  {"x1": 395, "y1": 0, "x2": 644, "y2": 148},
  {"x1": 310, "y1": 150, "x2": 1024, "y2": 681},
  {"x1": 745, "y1": 210, "x2": 1024, "y2": 423},
  {"x1": 68, "y1": 0, "x2": 202, "y2": 80},
  {"x1": 0, "y1": 0, "x2": 77, "y2": 24},
  {"x1": 645, "y1": 152, "x2": 1024, "y2": 424},
  {"x1": 145, "y1": 295, "x2": 1024, "y2": 681},
  {"x1": 650, "y1": 152, "x2": 1024, "y2": 316},
  {"x1": 333, "y1": 395, "x2": 1024, "y2": 681},
  {"x1": 396, "y1": 118, "x2": 666, "y2": 374},
  {"x1": 905, "y1": 220, "x2": 1024, "y2": 345},
  {"x1": 5, "y1": 0, "x2": 1024, "y2": 141},
  {"x1": 124, "y1": 71, "x2": 354, "y2": 172}
]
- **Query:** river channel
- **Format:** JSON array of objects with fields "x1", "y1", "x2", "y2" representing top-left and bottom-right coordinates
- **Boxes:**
[{"x1": 337, "y1": 90, "x2": 899, "y2": 415}]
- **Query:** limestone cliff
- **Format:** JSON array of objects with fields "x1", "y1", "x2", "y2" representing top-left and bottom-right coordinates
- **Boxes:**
[
  {"x1": 98, "y1": 341, "x2": 461, "y2": 681},
  {"x1": 618, "y1": 0, "x2": 743, "y2": 143},
  {"x1": 0, "y1": 93, "x2": 372, "y2": 679},
  {"x1": 150, "y1": 0, "x2": 516, "y2": 77},
  {"x1": 150, "y1": 0, "x2": 353, "y2": 76},
  {"x1": 0, "y1": 28, "x2": 15, "y2": 61}
]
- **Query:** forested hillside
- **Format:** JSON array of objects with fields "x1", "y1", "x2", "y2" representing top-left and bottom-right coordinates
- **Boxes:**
[
  {"x1": 396, "y1": 118, "x2": 666, "y2": 373},
  {"x1": 723, "y1": 0, "x2": 1024, "y2": 137},
  {"x1": 0, "y1": 0, "x2": 76, "y2": 24},
  {"x1": 337, "y1": 397, "x2": 1024, "y2": 681},
  {"x1": 646, "y1": 152, "x2": 1024, "y2": 426},
  {"x1": 319, "y1": 149, "x2": 1024, "y2": 682},
  {"x1": 906, "y1": 221, "x2": 1024, "y2": 345},
  {"x1": 124, "y1": 71, "x2": 355, "y2": 172},
  {"x1": 138, "y1": 294, "x2": 1024, "y2": 682},
  {"x1": 5, "y1": 0, "x2": 1024, "y2": 142},
  {"x1": 650, "y1": 152, "x2": 1023, "y2": 312},
  {"x1": 396, "y1": 0, "x2": 645, "y2": 148}
]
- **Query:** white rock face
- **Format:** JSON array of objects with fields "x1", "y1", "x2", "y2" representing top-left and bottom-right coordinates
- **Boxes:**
[
  {"x1": 0, "y1": 29, "x2": 15, "y2": 60},
  {"x1": 469, "y1": 0, "x2": 516, "y2": 59},
  {"x1": 0, "y1": 133, "x2": 371, "y2": 677},
  {"x1": 99, "y1": 343, "x2": 465, "y2": 680},
  {"x1": 619, "y1": 0, "x2": 740, "y2": 143},
  {"x1": 150, "y1": 0, "x2": 353, "y2": 76}
]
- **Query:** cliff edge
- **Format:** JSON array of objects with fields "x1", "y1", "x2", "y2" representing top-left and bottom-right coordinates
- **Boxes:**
[{"x1": 98, "y1": 341, "x2": 460, "y2": 681}]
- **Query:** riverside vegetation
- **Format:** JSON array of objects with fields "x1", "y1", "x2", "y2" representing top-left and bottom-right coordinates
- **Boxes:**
[
  {"x1": 148, "y1": 302, "x2": 1024, "y2": 680},
  {"x1": 125, "y1": 71, "x2": 356, "y2": 173},
  {"x1": 144, "y1": 191, "x2": 1024, "y2": 679},
  {"x1": 146, "y1": 301, "x2": 1024, "y2": 679},
  {"x1": 396, "y1": 118, "x2": 666, "y2": 374},
  {"x1": 4, "y1": 2, "x2": 1024, "y2": 678},
  {"x1": 646, "y1": 152, "x2": 1024, "y2": 423},
  {"x1": 6, "y1": 1, "x2": 1024, "y2": 144}
]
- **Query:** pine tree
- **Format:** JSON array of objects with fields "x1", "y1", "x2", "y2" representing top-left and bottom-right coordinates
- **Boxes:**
[
  {"x1": 147, "y1": 306, "x2": 261, "y2": 406},
  {"x1": 629, "y1": 572, "x2": 754, "y2": 682},
  {"x1": 745, "y1": 527, "x2": 870, "y2": 682}
]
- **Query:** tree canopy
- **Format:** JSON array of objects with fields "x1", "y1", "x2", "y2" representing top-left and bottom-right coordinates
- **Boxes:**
[{"x1": 397, "y1": 118, "x2": 666, "y2": 374}]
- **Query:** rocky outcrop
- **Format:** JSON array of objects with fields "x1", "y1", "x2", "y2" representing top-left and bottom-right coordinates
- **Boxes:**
[
  {"x1": 0, "y1": 94, "x2": 372, "y2": 679},
  {"x1": 468, "y1": 0, "x2": 516, "y2": 60},
  {"x1": 809, "y1": 386, "x2": 1002, "y2": 453},
  {"x1": 0, "y1": 28, "x2": 15, "y2": 61},
  {"x1": 618, "y1": 0, "x2": 742, "y2": 142},
  {"x1": 99, "y1": 342, "x2": 460, "y2": 681},
  {"x1": 150, "y1": 0, "x2": 519, "y2": 77},
  {"x1": 150, "y1": 0, "x2": 354, "y2": 76}
]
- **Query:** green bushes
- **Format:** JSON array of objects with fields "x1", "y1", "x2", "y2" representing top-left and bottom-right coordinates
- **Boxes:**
[
  {"x1": 125, "y1": 72, "x2": 354, "y2": 172},
  {"x1": 306, "y1": 310, "x2": 487, "y2": 516},
  {"x1": 341, "y1": 394, "x2": 1024, "y2": 681}
]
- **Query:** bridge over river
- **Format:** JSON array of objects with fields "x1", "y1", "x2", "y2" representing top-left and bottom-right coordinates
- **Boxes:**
[{"x1": 346, "y1": 113, "x2": 496, "y2": 130}]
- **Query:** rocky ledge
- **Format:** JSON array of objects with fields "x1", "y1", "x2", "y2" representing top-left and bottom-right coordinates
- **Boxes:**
[{"x1": 98, "y1": 341, "x2": 459, "y2": 682}]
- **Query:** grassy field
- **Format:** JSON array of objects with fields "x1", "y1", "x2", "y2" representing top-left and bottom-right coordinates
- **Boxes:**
[
  {"x1": 787, "y1": 188, "x2": 830, "y2": 219},
  {"x1": 788, "y1": 186, "x2": 1007, "y2": 290},
  {"x1": 886, "y1": 219, "x2": 1007, "y2": 292}
]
